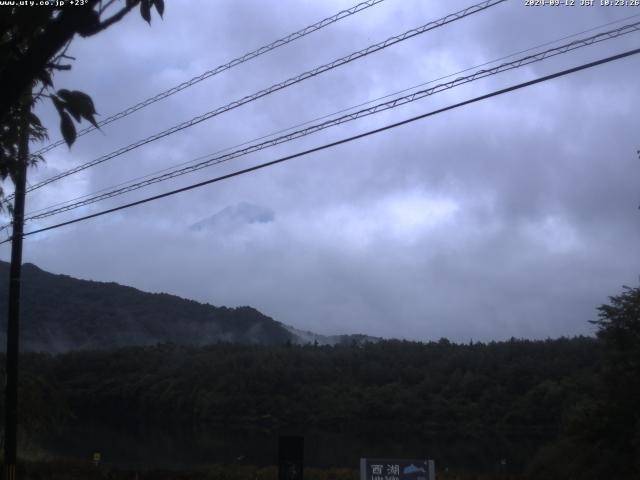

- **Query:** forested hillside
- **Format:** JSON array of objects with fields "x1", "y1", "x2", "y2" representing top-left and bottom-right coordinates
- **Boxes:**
[
  {"x1": 3, "y1": 337, "x2": 605, "y2": 477},
  {"x1": 0, "y1": 262, "x2": 295, "y2": 351},
  {"x1": 0, "y1": 261, "x2": 636, "y2": 478}
]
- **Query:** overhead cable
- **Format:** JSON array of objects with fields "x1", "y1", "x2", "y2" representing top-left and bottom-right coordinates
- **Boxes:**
[
  {"x1": 31, "y1": 0, "x2": 389, "y2": 157},
  {"x1": 21, "y1": 12, "x2": 640, "y2": 220},
  {"x1": 3, "y1": 46, "x2": 638, "y2": 244},
  {"x1": 14, "y1": 0, "x2": 506, "y2": 199},
  {"x1": 21, "y1": 20, "x2": 640, "y2": 223}
]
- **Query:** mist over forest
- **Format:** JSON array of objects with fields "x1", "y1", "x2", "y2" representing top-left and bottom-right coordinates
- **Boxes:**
[
  {"x1": 0, "y1": 262, "x2": 637, "y2": 479},
  {"x1": 2, "y1": 0, "x2": 640, "y2": 479}
]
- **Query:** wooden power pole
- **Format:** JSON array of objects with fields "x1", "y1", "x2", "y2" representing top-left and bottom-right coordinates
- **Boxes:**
[{"x1": 4, "y1": 105, "x2": 29, "y2": 480}]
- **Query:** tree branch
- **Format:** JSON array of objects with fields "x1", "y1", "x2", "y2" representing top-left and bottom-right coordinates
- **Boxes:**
[
  {"x1": 32, "y1": 84, "x2": 50, "y2": 104},
  {"x1": 90, "y1": 1, "x2": 140, "y2": 35},
  {"x1": 99, "y1": 0, "x2": 118, "y2": 15},
  {"x1": 49, "y1": 39, "x2": 73, "y2": 65},
  {"x1": 0, "y1": 0, "x2": 113, "y2": 123},
  {"x1": 45, "y1": 63, "x2": 72, "y2": 71}
]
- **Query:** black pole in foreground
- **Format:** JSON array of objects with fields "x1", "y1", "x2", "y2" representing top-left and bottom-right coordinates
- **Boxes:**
[{"x1": 4, "y1": 107, "x2": 29, "y2": 480}]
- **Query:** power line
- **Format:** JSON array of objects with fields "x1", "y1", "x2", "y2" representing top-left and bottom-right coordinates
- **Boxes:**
[
  {"x1": 30, "y1": 0, "x2": 389, "y2": 158},
  {"x1": 19, "y1": 12, "x2": 640, "y2": 220},
  {"x1": 20, "y1": 20, "x2": 640, "y2": 224},
  {"x1": 15, "y1": 18, "x2": 640, "y2": 221},
  {"x1": 13, "y1": 0, "x2": 506, "y2": 199},
  {"x1": 3, "y1": 46, "x2": 638, "y2": 245}
]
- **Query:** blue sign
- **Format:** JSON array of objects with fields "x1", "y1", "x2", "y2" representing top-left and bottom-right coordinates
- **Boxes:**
[{"x1": 360, "y1": 459, "x2": 435, "y2": 480}]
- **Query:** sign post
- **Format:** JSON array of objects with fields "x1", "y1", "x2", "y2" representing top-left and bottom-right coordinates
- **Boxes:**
[{"x1": 278, "y1": 436, "x2": 304, "y2": 480}]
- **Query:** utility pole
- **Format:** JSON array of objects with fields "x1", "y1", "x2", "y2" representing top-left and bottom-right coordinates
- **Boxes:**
[{"x1": 4, "y1": 104, "x2": 29, "y2": 480}]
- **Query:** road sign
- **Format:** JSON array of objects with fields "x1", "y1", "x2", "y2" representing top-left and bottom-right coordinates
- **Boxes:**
[{"x1": 360, "y1": 459, "x2": 435, "y2": 480}]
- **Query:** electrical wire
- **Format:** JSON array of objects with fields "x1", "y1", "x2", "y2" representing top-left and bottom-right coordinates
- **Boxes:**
[
  {"x1": 19, "y1": 12, "x2": 640, "y2": 220},
  {"x1": 11, "y1": 0, "x2": 506, "y2": 200},
  {"x1": 2, "y1": 46, "x2": 637, "y2": 245},
  {"x1": 20, "y1": 20, "x2": 640, "y2": 224},
  {"x1": 30, "y1": 0, "x2": 390, "y2": 157}
]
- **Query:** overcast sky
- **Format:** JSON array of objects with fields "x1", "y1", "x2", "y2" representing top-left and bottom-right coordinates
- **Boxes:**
[{"x1": 2, "y1": 0, "x2": 639, "y2": 342}]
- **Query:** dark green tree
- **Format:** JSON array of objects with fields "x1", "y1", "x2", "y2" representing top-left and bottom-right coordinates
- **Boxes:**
[
  {"x1": 591, "y1": 284, "x2": 640, "y2": 475},
  {"x1": 0, "y1": 0, "x2": 165, "y2": 202}
]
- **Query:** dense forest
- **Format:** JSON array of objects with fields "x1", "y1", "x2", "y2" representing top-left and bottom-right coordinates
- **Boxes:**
[
  {"x1": 1, "y1": 334, "x2": 634, "y2": 479},
  {"x1": 0, "y1": 263, "x2": 637, "y2": 479}
]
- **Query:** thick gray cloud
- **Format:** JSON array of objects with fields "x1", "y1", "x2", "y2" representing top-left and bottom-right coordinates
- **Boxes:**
[{"x1": 2, "y1": 0, "x2": 639, "y2": 341}]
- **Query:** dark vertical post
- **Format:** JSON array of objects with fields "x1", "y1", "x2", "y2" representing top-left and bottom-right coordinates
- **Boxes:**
[
  {"x1": 4, "y1": 106, "x2": 29, "y2": 480},
  {"x1": 278, "y1": 436, "x2": 304, "y2": 480}
]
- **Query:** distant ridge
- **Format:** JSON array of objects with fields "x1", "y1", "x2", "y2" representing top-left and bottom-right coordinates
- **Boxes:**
[
  {"x1": 0, "y1": 261, "x2": 294, "y2": 352},
  {"x1": 285, "y1": 324, "x2": 381, "y2": 346},
  {"x1": 0, "y1": 261, "x2": 375, "y2": 352},
  {"x1": 189, "y1": 202, "x2": 275, "y2": 232}
]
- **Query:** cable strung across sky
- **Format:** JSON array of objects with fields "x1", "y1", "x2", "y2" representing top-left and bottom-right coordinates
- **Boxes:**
[
  {"x1": 20, "y1": 20, "x2": 640, "y2": 224},
  {"x1": 21, "y1": 12, "x2": 640, "y2": 220},
  {"x1": 30, "y1": 0, "x2": 389, "y2": 158},
  {"x1": 1, "y1": 46, "x2": 637, "y2": 246},
  {"x1": 14, "y1": 0, "x2": 506, "y2": 199}
]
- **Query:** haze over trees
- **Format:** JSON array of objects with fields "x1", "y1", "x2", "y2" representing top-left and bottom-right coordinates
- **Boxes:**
[
  {"x1": 1, "y1": 2, "x2": 638, "y2": 480},
  {"x1": 0, "y1": 263, "x2": 637, "y2": 478},
  {"x1": 1, "y1": 337, "x2": 601, "y2": 475},
  {"x1": 0, "y1": 261, "x2": 379, "y2": 351}
]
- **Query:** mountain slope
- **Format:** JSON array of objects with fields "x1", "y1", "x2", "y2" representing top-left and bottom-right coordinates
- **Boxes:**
[
  {"x1": 0, "y1": 261, "x2": 295, "y2": 352},
  {"x1": 284, "y1": 324, "x2": 380, "y2": 346},
  {"x1": 189, "y1": 202, "x2": 275, "y2": 232}
]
